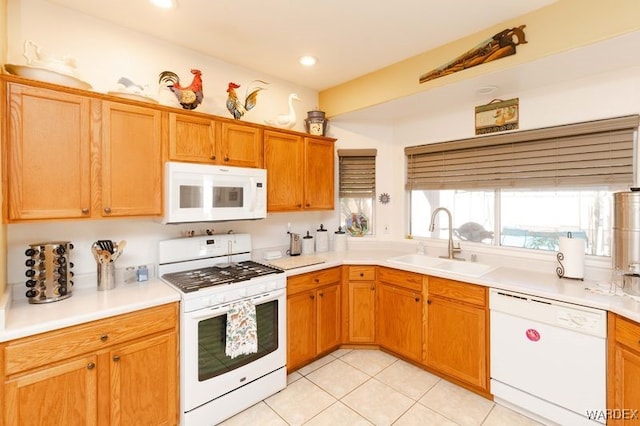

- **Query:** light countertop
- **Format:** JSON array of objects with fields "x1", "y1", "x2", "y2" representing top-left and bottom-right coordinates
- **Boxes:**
[
  {"x1": 266, "y1": 249, "x2": 640, "y2": 324},
  {"x1": 2, "y1": 245, "x2": 640, "y2": 343},
  {"x1": 0, "y1": 278, "x2": 180, "y2": 342}
]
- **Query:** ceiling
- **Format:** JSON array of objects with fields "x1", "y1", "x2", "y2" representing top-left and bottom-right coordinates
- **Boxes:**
[{"x1": 47, "y1": 0, "x2": 558, "y2": 91}]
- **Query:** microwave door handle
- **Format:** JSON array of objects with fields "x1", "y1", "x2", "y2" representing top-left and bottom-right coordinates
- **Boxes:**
[{"x1": 249, "y1": 178, "x2": 257, "y2": 212}]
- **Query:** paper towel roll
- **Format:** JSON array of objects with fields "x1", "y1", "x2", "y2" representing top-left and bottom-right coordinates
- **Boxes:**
[{"x1": 558, "y1": 237, "x2": 585, "y2": 279}]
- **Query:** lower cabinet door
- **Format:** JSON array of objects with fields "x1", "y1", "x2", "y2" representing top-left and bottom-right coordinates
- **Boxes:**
[
  {"x1": 426, "y1": 296, "x2": 487, "y2": 390},
  {"x1": 317, "y1": 284, "x2": 341, "y2": 353},
  {"x1": 287, "y1": 291, "x2": 317, "y2": 371},
  {"x1": 109, "y1": 332, "x2": 177, "y2": 426},
  {"x1": 377, "y1": 283, "x2": 423, "y2": 362},
  {"x1": 4, "y1": 355, "x2": 98, "y2": 426},
  {"x1": 611, "y1": 344, "x2": 640, "y2": 425}
]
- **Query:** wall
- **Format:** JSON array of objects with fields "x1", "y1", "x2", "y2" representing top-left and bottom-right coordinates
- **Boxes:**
[
  {"x1": 0, "y1": 0, "x2": 6, "y2": 296},
  {"x1": 3, "y1": 0, "x2": 339, "y2": 285},
  {"x1": 320, "y1": 0, "x2": 640, "y2": 117},
  {"x1": 5, "y1": 0, "x2": 319, "y2": 131},
  {"x1": 329, "y1": 62, "x2": 640, "y2": 247}
]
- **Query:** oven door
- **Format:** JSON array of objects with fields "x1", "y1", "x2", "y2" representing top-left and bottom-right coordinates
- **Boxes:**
[{"x1": 181, "y1": 288, "x2": 286, "y2": 412}]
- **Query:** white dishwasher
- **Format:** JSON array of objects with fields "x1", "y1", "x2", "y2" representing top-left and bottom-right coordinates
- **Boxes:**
[{"x1": 490, "y1": 289, "x2": 607, "y2": 426}]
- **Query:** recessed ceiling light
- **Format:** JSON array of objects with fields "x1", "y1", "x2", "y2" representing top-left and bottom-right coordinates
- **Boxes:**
[
  {"x1": 299, "y1": 56, "x2": 318, "y2": 67},
  {"x1": 150, "y1": 0, "x2": 177, "y2": 8}
]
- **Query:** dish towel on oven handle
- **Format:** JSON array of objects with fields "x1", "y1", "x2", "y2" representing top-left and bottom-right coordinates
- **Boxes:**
[{"x1": 225, "y1": 299, "x2": 258, "y2": 358}]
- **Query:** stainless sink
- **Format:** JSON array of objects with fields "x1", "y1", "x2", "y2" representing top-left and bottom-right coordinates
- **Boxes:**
[{"x1": 386, "y1": 254, "x2": 496, "y2": 277}]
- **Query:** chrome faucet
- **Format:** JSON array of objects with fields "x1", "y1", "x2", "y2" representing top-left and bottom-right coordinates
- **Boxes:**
[{"x1": 428, "y1": 207, "x2": 463, "y2": 260}]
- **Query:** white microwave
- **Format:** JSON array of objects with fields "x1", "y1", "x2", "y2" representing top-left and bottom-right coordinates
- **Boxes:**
[{"x1": 163, "y1": 162, "x2": 267, "y2": 224}]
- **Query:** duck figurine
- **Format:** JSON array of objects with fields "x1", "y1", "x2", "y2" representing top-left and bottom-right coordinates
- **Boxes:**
[{"x1": 265, "y1": 93, "x2": 300, "y2": 129}]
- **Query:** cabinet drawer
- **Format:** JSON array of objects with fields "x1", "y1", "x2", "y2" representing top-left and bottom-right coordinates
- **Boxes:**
[
  {"x1": 377, "y1": 267, "x2": 423, "y2": 292},
  {"x1": 288, "y1": 267, "x2": 341, "y2": 295},
  {"x1": 348, "y1": 266, "x2": 375, "y2": 281},
  {"x1": 428, "y1": 277, "x2": 486, "y2": 307},
  {"x1": 615, "y1": 315, "x2": 640, "y2": 352},
  {"x1": 4, "y1": 303, "x2": 177, "y2": 376}
]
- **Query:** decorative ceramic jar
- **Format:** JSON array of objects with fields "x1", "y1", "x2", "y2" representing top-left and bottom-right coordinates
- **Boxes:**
[{"x1": 304, "y1": 110, "x2": 329, "y2": 136}]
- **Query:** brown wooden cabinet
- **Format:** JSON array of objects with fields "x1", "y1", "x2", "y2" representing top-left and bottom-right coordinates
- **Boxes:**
[
  {"x1": 425, "y1": 276, "x2": 489, "y2": 392},
  {"x1": 168, "y1": 114, "x2": 263, "y2": 168},
  {"x1": 5, "y1": 82, "x2": 92, "y2": 220},
  {"x1": 608, "y1": 313, "x2": 640, "y2": 425},
  {"x1": 264, "y1": 130, "x2": 335, "y2": 212},
  {"x1": 3, "y1": 80, "x2": 164, "y2": 222},
  {"x1": 1, "y1": 303, "x2": 179, "y2": 426},
  {"x1": 220, "y1": 122, "x2": 263, "y2": 168},
  {"x1": 99, "y1": 101, "x2": 163, "y2": 217},
  {"x1": 168, "y1": 112, "x2": 217, "y2": 163},
  {"x1": 303, "y1": 136, "x2": 335, "y2": 210},
  {"x1": 376, "y1": 267, "x2": 424, "y2": 362},
  {"x1": 343, "y1": 265, "x2": 376, "y2": 343},
  {"x1": 286, "y1": 267, "x2": 341, "y2": 371}
]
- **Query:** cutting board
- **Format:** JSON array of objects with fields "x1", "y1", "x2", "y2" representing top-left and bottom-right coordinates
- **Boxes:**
[{"x1": 268, "y1": 256, "x2": 325, "y2": 270}]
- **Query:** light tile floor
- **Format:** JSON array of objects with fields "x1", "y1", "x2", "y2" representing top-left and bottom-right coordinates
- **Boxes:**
[{"x1": 220, "y1": 349, "x2": 543, "y2": 426}]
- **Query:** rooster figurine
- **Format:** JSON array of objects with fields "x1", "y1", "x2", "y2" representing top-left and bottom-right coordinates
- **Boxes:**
[
  {"x1": 158, "y1": 69, "x2": 203, "y2": 110},
  {"x1": 226, "y1": 80, "x2": 268, "y2": 120}
]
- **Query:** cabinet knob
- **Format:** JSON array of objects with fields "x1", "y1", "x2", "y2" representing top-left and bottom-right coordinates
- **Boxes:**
[
  {"x1": 310, "y1": 294, "x2": 315, "y2": 300},
  {"x1": 359, "y1": 273, "x2": 364, "y2": 277},
  {"x1": 415, "y1": 297, "x2": 420, "y2": 302},
  {"x1": 319, "y1": 292, "x2": 324, "y2": 297},
  {"x1": 104, "y1": 207, "x2": 111, "y2": 214},
  {"x1": 371, "y1": 285, "x2": 375, "y2": 291},
  {"x1": 427, "y1": 299, "x2": 432, "y2": 305},
  {"x1": 100, "y1": 334, "x2": 109, "y2": 342},
  {"x1": 297, "y1": 204, "x2": 302, "y2": 208},
  {"x1": 87, "y1": 362, "x2": 95, "y2": 370},
  {"x1": 306, "y1": 203, "x2": 311, "y2": 207},
  {"x1": 113, "y1": 355, "x2": 121, "y2": 362},
  {"x1": 314, "y1": 278, "x2": 320, "y2": 283},
  {"x1": 211, "y1": 155, "x2": 216, "y2": 160},
  {"x1": 224, "y1": 156, "x2": 229, "y2": 161},
  {"x1": 81, "y1": 208, "x2": 89, "y2": 214}
]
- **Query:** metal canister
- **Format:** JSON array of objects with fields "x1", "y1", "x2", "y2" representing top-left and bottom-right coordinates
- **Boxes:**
[
  {"x1": 613, "y1": 191, "x2": 640, "y2": 296},
  {"x1": 24, "y1": 241, "x2": 74, "y2": 304}
]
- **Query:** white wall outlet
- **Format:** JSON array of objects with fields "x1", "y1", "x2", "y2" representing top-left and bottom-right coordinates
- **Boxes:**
[{"x1": 384, "y1": 224, "x2": 390, "y2": 234}]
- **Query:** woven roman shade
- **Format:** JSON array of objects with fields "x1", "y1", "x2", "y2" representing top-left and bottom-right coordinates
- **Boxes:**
[
  {"x1": 405, "y1": 115, "x2": 639, "y2": 190},
  {"x1": 338, "y1": 149, "x2": 377, "y2": 197}
]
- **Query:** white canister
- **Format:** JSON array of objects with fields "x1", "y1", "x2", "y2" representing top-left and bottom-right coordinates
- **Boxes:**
[
  {"x1": 301, "y1": 231, "x2": 315, "y2": 255},
  {"x1": 316, "y1": 224, "x2": 329, "y2": 252},
  {"x1": 334, "y1": 226, "x2": 347, "y2": 252}
]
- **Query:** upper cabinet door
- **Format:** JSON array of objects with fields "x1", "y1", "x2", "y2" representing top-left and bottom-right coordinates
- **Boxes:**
[
  {"x1": 5, "y1": 83, "x2": 92, "y2": 221},
  {"x1": 221, "y1": 123, "x2": 263, "y2": 168},
  {"x1": 304, "y1": 137, "x2": 335, "y2": 210},
  {"x1": 264, "y1": 130, "x2": 304, "y2": 211},
  {"x1": 99, "y1": 101, "x2": 163, "y2": 217},
  {"x1": 168, "y1": 113, "x2": 217, "y2": 163}
]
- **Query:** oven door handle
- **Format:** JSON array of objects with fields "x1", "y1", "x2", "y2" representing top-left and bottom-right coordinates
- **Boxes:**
[{"x1": 186, "y1": 289, "x2": 285, "y2": 320}]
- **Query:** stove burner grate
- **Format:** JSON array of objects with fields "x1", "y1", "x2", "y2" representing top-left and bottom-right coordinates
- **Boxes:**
[{"x1": 162, "y1": 260, "x2": 283, "y2": 293}]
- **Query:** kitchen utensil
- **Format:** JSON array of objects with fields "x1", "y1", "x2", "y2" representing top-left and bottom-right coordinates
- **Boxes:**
[
  {"x1": 112, "y1": 240, "x2": 126, "y2": 261},
  {"x1": 301, "y1": 231, "x2": 314, "y2": 255},
  {"x1": 287, "y1": 232, "x2": 301, "y2": 256},
  {"x1": 97, "y1": 239, "x2": 114, "y2": 254},
  {"x1": 24, "y1": 241, "x2": 74, "y2": 304},
  {"x1": 315, "y1": 224, "x2": 329, "y2": 253}
]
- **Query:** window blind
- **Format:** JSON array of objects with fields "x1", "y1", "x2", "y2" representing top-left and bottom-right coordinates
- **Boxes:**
[
  {"x1": 405, "y1": 115, "x2": 639, "y2": 190},
  {"x1": 338, "y1": 149, "x2": 377, "y2": 197}
]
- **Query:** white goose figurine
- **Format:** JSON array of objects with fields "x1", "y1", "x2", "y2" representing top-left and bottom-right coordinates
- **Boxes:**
[{"x1": 265, "y1": 93, "x2": 300, "y2": 128}]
